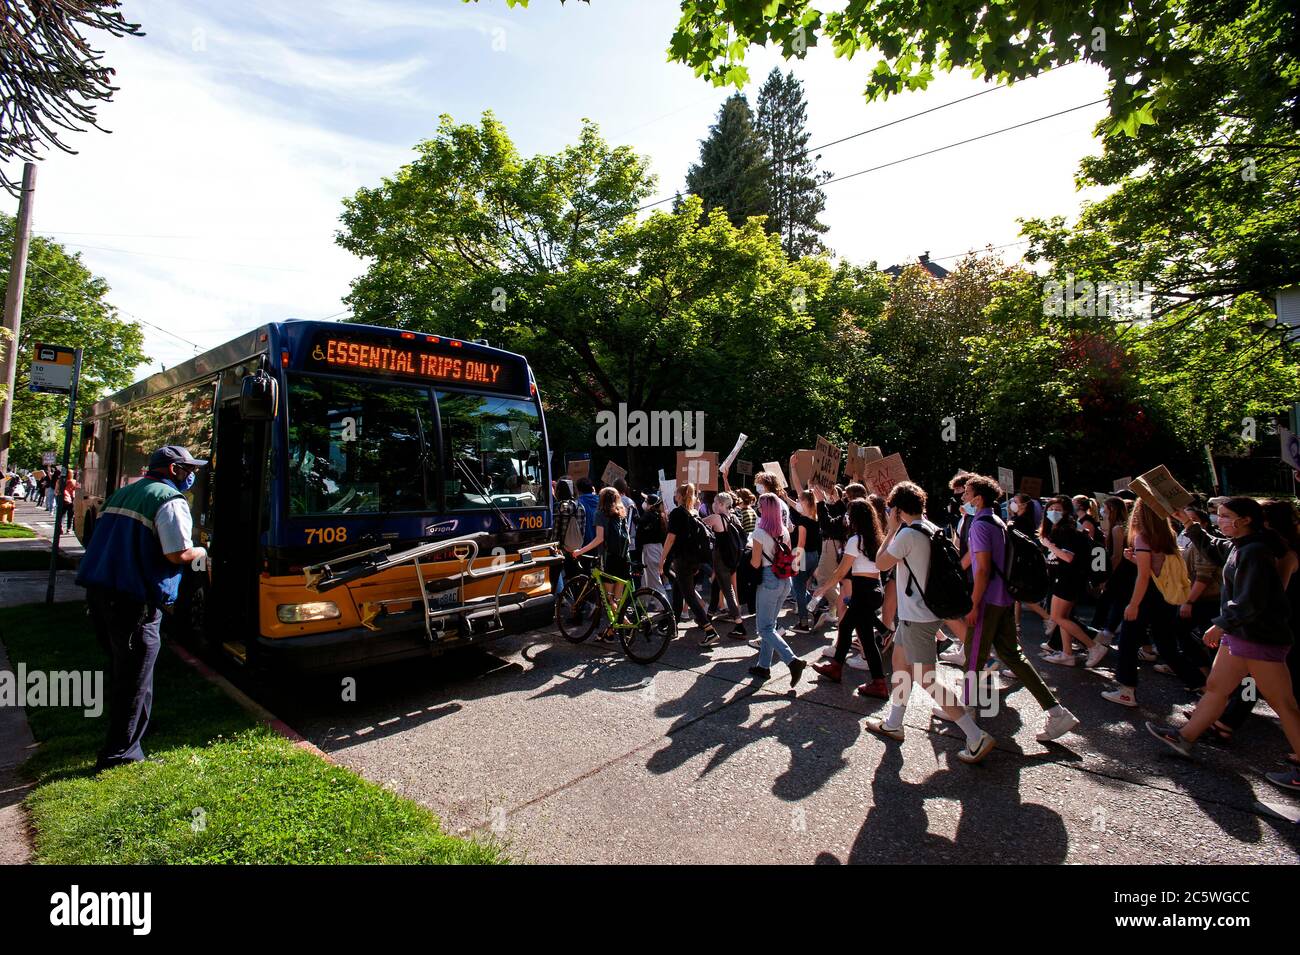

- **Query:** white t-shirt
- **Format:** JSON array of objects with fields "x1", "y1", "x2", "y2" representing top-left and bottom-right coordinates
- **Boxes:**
[
  {"x1": 887, "y1": 519, "x2": 938, "y2": 623},
  {"x1": 751, "y1": 526, "x2": 788, "y2": 566},
  {"x1": 844, "y1": 534, "x2": 879, "y2": 576}
]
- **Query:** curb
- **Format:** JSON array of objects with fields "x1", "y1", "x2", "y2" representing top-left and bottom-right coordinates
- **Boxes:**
[{"x1": 167, "y1": 643, "x2": 333, "y2": 764}]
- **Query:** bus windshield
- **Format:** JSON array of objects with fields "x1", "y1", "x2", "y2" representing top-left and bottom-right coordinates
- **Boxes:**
[
  {"x1": 287, "y1": 374, "x2": 435, "y2": 515},
  {"x1": 436, "y1": 389, "x2": 545, "y2": 510},
  {"x1": 285, "y1": 374, "x2": 546, "y2": 515}
]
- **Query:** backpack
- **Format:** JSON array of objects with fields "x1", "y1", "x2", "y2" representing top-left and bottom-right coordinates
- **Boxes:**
[
  {"x1": 900, "y1": 523, "x2": 972, "y2": 619},
  {"x1": 1152, "y1": 550, "x2": 1192, "y2": 605},
  {"x1": 681, "y1": 513, "x2": 715, "y2": 564},
  {"x1": 714, "y1": 514, "x2": 744, "y2": 568},
  {"x1": 558, "y1": 500, "x2": 585, "y2": 552},
  {"x1": 767, "y1": 535, "x2": 797, "y2": 580},
  {"x1": 604, "y1": 512, "x2": 630, "y2": 562},
  {"x1": 975, "y1": 514, "x2": 1050, "y2": 603}
]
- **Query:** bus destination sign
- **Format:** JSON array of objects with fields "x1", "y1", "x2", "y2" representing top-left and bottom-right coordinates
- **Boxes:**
[{"x1": 304, "y1": 333, "x2": 526, "y2": 394}]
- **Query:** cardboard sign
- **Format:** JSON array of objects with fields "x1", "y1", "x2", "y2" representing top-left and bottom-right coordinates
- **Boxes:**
[
  {"x1": 997, "y1": 467, "x2": 1015, "y2": 494},
  {"x1": 789, "y1": 449, "x2": 814, "y2": 493},
  {"x1": 811, "y1": 436, "x2": 841, "y2": 492},
  {"x1": 566, "y1": 458, "x2": 590, "y2": 481},
  {"x1": 1128, "y1": 465, "x2": 1192, "y2": 519},
  {"x1": 859, "y1": 453, "x2": 910, "y2": 499},
  {"x1": 736, "y1": 459, "x2": 754, "y2": 477},
  {"x1": 1280, "y1": 427, "x2": 1300, "y2": 472},
  {"x1": 761, "y1": 461, "x2": 788, "y2": 489},
  {"x1": 601, "y1": 460, "x2": 626, "y2": 487},
  {"x1": 862, "y1": 446, "x2": 883, "y2": 464},
  {"x1": 1112, "y1": 476, "x2": 1133, "y2": 493},
  {"x1": 845, "y1": 443, "x2": 864, "y2": 481},
  {"x1": 42, "y1": 451, "x2": 56, "y2": 467},
  {"x1": 676, "y1": 450, "x2": 719, "y2": 491},
  {"x1": 1019, "y1": 475, "x2": 1043, "y2": 498}
]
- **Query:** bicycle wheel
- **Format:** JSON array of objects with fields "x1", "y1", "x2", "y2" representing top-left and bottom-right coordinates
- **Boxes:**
[
  {"x1": 619, "y1": 588, "x2": 675, "y2": 663},
  {"x1": 556, "y1": 575, "x2": 601, "y2": 643}
]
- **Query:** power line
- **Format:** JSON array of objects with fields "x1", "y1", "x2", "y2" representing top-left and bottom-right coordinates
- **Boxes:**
[
  {"x1": 21, "y1": 257, "x2": 212, "y2": 353},
  {"x1": 640, "y1": 64, "x2": 1079, "y2": 212},
  {"x1": 816, "y1": 99, "x2": 1107, "y2": 191}
]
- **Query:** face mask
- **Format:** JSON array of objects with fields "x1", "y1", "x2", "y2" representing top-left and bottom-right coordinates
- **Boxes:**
[
  {"x1": 1209, "y1": 515, "x2": 1221, "y2": 528},
  {"x1": 1009, "y1": 501, "x2": 1020, "y2": 515},
  {"x1": 1047, "y1": 510, "x2": 1063, "y2": 524},
  {"x1": 178, "y1": 471, "x2": 196, "y2": 493},
  {"x1": 962, "y1": 502, "x2": 977, "y2": 516}
]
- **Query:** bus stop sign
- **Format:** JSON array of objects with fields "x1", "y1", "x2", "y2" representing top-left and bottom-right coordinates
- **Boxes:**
[{"x1": 30, "y1": 343, "x2": 76, "y2": 394}]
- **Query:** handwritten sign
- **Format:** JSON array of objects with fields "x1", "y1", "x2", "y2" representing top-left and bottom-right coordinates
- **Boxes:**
[
  {"x1": 1112, "y1": 476, "x2": 1133, "y2": 493},
  {"x1": 859, "y1": 453, "x2": 910, "y2": 498},
  {"x1": 1129, "y1": 465, "x2": 1192, "y2": 519},
  {"x1": 736, "y1": 459, "x2": 754, "y2": 477},
  {"x1": 601, "y1": 460, "x2": 626, "y2": 487},
  {"x1": 566, "y1": 458, "x2": 590, "y2": 481},
  {"x1": 789, "y1": 449, "x2": 815, "y2": 493},
  {"x1": 997, "y1": 467, "x2": 1015, "y2": 494},
  {"x1": 811, "y1": 436, "x2": 841, "y2": 492}
]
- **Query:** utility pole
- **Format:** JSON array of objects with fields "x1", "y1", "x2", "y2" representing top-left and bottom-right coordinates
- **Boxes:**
[{"x1": 0, "y1": 162, "x2": 37, "y2": 472}]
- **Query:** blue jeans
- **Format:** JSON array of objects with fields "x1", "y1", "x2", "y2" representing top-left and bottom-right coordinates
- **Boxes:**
[
  {"x1": 793, "y1": 548, "x2": 819, "y2": 618},
  {"x1": 756, "y1": 567, "x2": 795, "y2": 668}
]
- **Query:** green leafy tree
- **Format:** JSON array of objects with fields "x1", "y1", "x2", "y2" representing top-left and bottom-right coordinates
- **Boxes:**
[
  {"x1": 0, "y1": 214, "x2": 148, "y2": 465},
  {"x1": 684, "y1": 93, "x2": 771, "y2": 228},
  {"x1": 337, "y1": 114, "x2": 881, "y2": 481},
  {"x1": 755, "y1": 67, "x2": 830, "y2": 258}
]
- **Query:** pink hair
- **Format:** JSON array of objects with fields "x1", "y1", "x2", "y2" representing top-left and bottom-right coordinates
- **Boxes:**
[{"x1": 757, "y1": 492, "x2": 786, "y2": 539}]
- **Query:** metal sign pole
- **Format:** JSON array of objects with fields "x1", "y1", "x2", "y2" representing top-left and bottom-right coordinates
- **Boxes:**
[{"x1": 46, "y1": 348, "x2": 82, "y2": 605}]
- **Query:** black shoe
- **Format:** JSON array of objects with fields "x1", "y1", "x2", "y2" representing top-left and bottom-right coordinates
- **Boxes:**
[
  {"x1": 730, "y1": 623, "x2": 748, "y2": 638},
  {"x1": 788, "y1": 658, "x2": 807, "y2": 686},
  {"x1": 793, "y1": 616, "x2": 813, "y2": 633},
  {"x1": 748, "y1": 665, "x2": 771, "y2": 681},
  {"x1": 700, "y1": 627, "x2": 720, "y2": 647}
]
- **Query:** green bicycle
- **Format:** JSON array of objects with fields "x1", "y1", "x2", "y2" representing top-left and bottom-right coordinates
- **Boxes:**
[{"x1": 555, "y1": 558, "x2": 675, "y2": 663}]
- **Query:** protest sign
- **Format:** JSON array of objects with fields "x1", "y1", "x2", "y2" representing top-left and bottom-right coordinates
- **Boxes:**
[
  {"x1": 566, "y1": 457, "x2": 590, "y2": 481},
  {"x1": 997, "y1": 467, "x2": 1015, "y2": 494},
  {"x1": 737, "y1": 459, "x2": 754, "y2": 477},
  {"x1": 789, "y1": 449, "x2": 814, "y2": 493},
  {"x1": 811, "y1": 436, "x2": 841, "y2": 491},
  {"x1": 720, "y1": 433, "x2": 748, "y2": 474},
  {"x1": 601, "y1": 460, "x2": 626, "y2": 487},
  {"x1": 1019, "y1": 475, "x2": 1043, "y2": 498},
  {"x1": 859, "y1": 453, "x2": 909, "y2": 498},
  {"x1": 676, "y1": 450, "x2": 719, "y2": 491},
  {"x1": 762, "y1": 461, "x2": 788, "y2": 489},
  {"x1": 1128, "y1": 466, "x2": 1192, "y2": 519}
]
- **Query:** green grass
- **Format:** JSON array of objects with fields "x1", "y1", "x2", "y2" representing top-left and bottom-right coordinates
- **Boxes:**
[
  {"x1": 0, "y1": 524, "x2": 37, "y2": 538},
  {"x1": 1, "y1": 603, "x2": 504, "y2": 864}
]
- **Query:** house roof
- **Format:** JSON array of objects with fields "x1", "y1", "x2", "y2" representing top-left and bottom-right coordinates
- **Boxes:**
[{"x1": 883, "y1": 252, "x2": 950, "y2": 280}]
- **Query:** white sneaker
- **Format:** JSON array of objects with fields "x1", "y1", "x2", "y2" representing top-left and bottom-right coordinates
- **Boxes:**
[
  {"x1": 1036, "y1": 707, "x2": 1080, "y2": 742},
  {"x1": 845, "y1": 652, "x2": 870, "y2": 670},
  {"x1": 1101, "y1": 686, "x2": 1137, "y2": 708},
  {"x1": 1041, "y1": 651, "x2": 1076, "y2": 667},
  {"x1": 1085, "y1": 642, "x2": 1110, "y2": 668},
  {"x1": 939, "y1": 646, "x2": 967, "y2": 666},
  {"x1": 1043, "y1": 619, "x2": 1058, "y2": 636},
  {"x1": 1098, "y1": 629, "x2": 1115, "y2": 645}
]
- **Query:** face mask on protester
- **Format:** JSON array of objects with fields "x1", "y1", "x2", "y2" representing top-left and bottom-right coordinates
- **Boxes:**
[
  {"x1": 1210, "y1": 514, "x2": 1221, "y2": 528},
  {"x1": 175, "y1": 469, "x2": 196, "y2": 493},
  {"x1": 1009, "y1": 501, "x2": 1020, "y2": 515},
  {"x1": 1047, "y1": 509, "x2": 1064, "y2": 524},
  {"x1": 962, "y1": 502, "x2": 977, "y2": 515}
]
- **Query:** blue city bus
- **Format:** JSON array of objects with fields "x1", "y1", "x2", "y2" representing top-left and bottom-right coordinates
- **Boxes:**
[{"x1": 76, "y1": 320, "x2": 559, "y2": 674}]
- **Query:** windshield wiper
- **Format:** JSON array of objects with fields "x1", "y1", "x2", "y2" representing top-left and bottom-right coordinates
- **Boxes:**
[{"x1": 455, "y1": 456, "x2": 515, "y2": 531}]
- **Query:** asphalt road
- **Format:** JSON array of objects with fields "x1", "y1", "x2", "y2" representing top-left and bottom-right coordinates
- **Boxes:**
[{"x1": 272, "y1": 606, "x2": 1300, "y2": 864}]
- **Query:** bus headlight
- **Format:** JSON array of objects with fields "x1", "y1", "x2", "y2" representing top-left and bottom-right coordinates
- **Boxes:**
[
  {"x1": 277, "y1": 601, "x2": 341, "y2": 623},
  {"x1": 518, "y1": 571, "x2": 547, "y2": 591}
]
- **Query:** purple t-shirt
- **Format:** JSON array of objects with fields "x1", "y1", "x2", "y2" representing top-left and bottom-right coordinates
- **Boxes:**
[{"x1": 968, "y1": 508, "x2": 1012, "y2": 607}]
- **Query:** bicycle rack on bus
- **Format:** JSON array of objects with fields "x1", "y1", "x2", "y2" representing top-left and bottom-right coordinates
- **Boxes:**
[{"x1": 301, "y1": 532, "x2": 562, "y2": 643}]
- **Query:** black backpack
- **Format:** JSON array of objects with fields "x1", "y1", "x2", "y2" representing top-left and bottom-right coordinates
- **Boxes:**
[
  {"x1": 975, "y1": 514, "x2": 1050, "y2": 603},
  {"x1": 681, "y1": 512, "x2": 715, "y2": 564},
  {"x1": 714, "y1": 515, "x2": 744, "y2": 567},
  {"x1": 900, "y1": 522, "x2": 972, "y2": 619}
]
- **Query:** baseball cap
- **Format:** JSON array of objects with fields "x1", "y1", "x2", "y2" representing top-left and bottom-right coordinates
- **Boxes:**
[{"x1": 149, "y1": 445, "x2": 208, "y2": 470}]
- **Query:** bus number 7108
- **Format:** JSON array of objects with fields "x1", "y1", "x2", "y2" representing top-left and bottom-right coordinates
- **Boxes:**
[{"x1": 305, "y1": 527, "x2": 349, "y2": 545}]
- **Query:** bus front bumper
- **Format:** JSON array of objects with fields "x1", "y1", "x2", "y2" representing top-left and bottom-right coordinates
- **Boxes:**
[{"x1": 251, "y1": 592, "x2": 555, "y2": 674}]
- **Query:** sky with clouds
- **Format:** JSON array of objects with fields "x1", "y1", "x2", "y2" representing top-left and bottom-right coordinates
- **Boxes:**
[{"x1": 2, "y1": 0, "x2": 1112, "y2": 378}]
